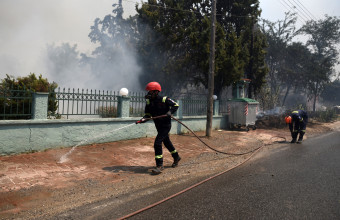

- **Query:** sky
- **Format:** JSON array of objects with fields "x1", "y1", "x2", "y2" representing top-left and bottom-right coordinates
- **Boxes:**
[
  {"x1": 0, "y1": 0, "x2": 339, "y2": 90},
  {"x1": 260, "y1": 0, "x2": 339, "y2": 24}
]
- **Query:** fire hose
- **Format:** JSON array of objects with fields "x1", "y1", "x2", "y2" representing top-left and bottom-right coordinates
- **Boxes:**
[
  {"x1": 137, "y1": 115, "x2": 286, "y2": 156},
  {"x1": 119, "y1": 115, "x2": 287, "y2": 219}
]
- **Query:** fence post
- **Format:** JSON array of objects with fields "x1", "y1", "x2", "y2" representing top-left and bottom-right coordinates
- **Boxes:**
[
  {"x1": 174, "y1": 100, "x2": 182, "y2": 118},
  {"x1": 213, "y1": 100, "x2": 219, "y2": 116},
  {"x1": 175, "y1": 99, "x2": 183, "y2": 134},
  {"x1": 117, "y1": 96, "x2": 130, "y2": 118},
  {"x1": 32, "y1": 92, "x2": 49, "y2": 120}
]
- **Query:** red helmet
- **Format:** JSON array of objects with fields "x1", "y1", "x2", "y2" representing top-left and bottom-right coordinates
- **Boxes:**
[
  {"x1": 145, "y1": 82, "x2": 161, "y2": 92},
  {"x1": 285, "y1": 116, "x2": 292, "y2": 124}
]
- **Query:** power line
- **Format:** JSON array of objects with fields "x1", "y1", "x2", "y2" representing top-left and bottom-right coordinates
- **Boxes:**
[
  {"x1": 287, "y1": 0, "x2": 313, "y2": 21},
  {"x1": 282, "y1": 0, "x2": 309, "y2": 23},
  {"x1": 291, "y1": 0, "x2": 315, "y2": 20},
  {"x1": 277, "y1": 0, "x2": 306, "y2": 25},
  {"x1": 295, "y1": 0, "x2": 319, "y2": 20}
]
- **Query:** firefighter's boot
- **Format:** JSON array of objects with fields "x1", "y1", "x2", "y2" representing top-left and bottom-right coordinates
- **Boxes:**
[
  {"x1": 172, "y1": 156, "x2": 181, "y2": 168},
  {"x1": 297, "y1": 131, "x2": 305, "y2": 143},
  {"x1": 151, "y1": 166, "x2": 164, "y2": 175},
  {"x1": 171, "y1": 150, "x2": 181, "y2": 168},
  {"x1": 291, "y1": 131, "x2": 298, "y2": 143}
]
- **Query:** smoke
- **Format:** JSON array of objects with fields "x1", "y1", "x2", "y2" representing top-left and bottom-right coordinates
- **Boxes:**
[
  {"x1": 43, "y1": 43, "x2": 93, "y2": 89},
  {"x1": 42, "y1": 39, "x2": 142, "y2": 91},
  {"x1": 0, "y1": 0, "x2": 142, "y2": 91},
  {"x1": 81, "y1": 44, "x2": 142, "y2": 91}
]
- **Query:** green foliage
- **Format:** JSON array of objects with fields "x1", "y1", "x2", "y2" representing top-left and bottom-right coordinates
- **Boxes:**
[
  {"x1": 2, "y1": 73, "x2": 52, "y2": 92},
  {"x1": 0, "y1": 73, "x2": 58, "y2": 119},
  {"x1": 256, "y1": 84, "x2": 280, "y2": 110},
  {"x1": 299, "y1": 15, "x2": 340, "y2": 112},
  {"x1": 311, "y1": 108, "x2": 337, "y2": 122},
  {"x1": 134, "y1": 0, "x2": 267, "y2": 97},
  {"x1": 261, "y1": 12, "x2": 301, "y2": 106},
  {"x1": 135, "y1": 0, "x2": 206, "y2": 93},
  {"x1": 0, "y1": 87, "x2": 31, "y2": 119},
  {"x1": 223, "y1": 0, "x2": 268, "y2": 98},
  {"x1": 84, "y1": 1, "x2": 268, "y2": 97},
  {"x1": 261, "y1": 13, "x2": 340, "y2": 111},
  {"x1": 248, "y1": 27, "x2": 269, "y2": 96}
]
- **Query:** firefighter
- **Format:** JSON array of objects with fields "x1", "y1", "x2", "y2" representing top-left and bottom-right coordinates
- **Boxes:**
[
  {"x1": 136, "y1": 82, "x2": 181, "y2": 174},
  {"x1": 285, "y1": 110, "x2": 308, "y2": 143}
]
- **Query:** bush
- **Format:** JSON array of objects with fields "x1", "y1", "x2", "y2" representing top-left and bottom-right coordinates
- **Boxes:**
[
  {"x1": 97, "y1": 106, "x2": 117, "y2": 118},
  {"x1": 317, "y1": 109, "x2": 337, "y2": 122},
  {"x1": 0, "y1": 73, "x2": 58, "y2": 119},
  {"x1": 309, "y1": 108, "x2": 337, "y2": 122}
]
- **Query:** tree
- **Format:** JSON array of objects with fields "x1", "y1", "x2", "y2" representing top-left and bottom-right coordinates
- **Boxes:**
[
  {"x1": 217, "y1": 0, "x2": 267, "y2": 98},
  {"x1": 135, "y1": 0, "x2": 239, "y2": 95},
  {"x1": 85, "y1": 1, "x2": 142, "y2": 90},
  {"x1": 45, "y1": 43, "x2": 88, "y2": 89},
  {"x1": 299, "y1": 15, "x2": 340, "y2": 111},
  {"x1": 213, "y1": 28, "x2": 244, "y2": 98},
  {"x1": 83, "y1": 0, "x2": 267, "y2": 96},
  {"x1": 320, "y1": 79, "x2": 340, "y2": 105},
  {"x1": 135, "y1": 0, "x2": 267, "y2": 98},
  {"x1": 88, "y1": 0, "x2": 129, "y2": 53},
  {"x1": 248, "y1": 24, "x2": 268, "y2": 97},
  {"x1": 280, "y1": 42, "x2": 312, "y2": 106},
  {"x1": 260, "y1": 12, "x2": 299, "y2": 107},
  {"x1": 135, "y1": 0, "x2": 197, "y2": 94}
]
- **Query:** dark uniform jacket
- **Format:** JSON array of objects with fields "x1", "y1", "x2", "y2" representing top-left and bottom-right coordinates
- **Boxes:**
[
  {"x1": 289, "y1": 110, "x2": 308, "y2": 132},
  {"x1": 144, "y1": 95, "x2": 179, "y2": 126}
]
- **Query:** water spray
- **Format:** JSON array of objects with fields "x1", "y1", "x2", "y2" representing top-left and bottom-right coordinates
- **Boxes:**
[{"x1": 58, "y1": 123, "x2": 135, "y2": 163}]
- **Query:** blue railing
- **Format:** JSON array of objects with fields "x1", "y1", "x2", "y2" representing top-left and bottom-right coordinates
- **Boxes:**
[
  {"x1": 0, "y1": 85, "x2": 32, "y2": 119},
  {"x1": 51, "y1": 88, "x2": 211, "y2": 118},
  {"x1": 181, "y1": 98, "x2": 207, "y2": 116},
  {"x1": 51, "y1": 88, "x2": 118, "y2": 119},
  {"x1": 1, "y1": 86, "x2": 219, "y2": 119},
  {"x1": 129, "y1": 92, "x2": 146, "y2": 117}
]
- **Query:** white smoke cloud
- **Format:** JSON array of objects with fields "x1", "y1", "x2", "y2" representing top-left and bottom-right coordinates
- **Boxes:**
[{"x1": 0, "y1": 0, "x2": 142, "y2": 91}]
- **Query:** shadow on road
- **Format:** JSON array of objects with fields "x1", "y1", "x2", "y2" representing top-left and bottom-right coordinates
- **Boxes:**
[{"x1": 102, "y1": 166, "x2": 153, "y2": 174}]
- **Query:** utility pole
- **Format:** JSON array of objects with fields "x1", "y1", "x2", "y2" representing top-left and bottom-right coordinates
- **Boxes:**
[
  {"x1": 206, "y1": 0, "x2": 216, "y2": 137},
  {"x1": 248, "y1": 16, "x2": 255, "y2": 99}
]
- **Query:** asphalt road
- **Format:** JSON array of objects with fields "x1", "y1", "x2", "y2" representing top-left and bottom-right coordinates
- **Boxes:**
[{"x1": 129, "y1": 130, "x2": 340, "y2": 219}]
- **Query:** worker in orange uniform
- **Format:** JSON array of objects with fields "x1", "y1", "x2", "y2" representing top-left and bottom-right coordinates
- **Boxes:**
[
  {"x1": 136, "y1": 82, "x2": 181, "y2": 174},
  {"x1": 285, "y1": 110, "x2": 308, "y2": 143}
]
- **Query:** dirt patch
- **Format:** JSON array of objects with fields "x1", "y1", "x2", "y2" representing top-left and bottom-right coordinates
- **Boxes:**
[{"x1": 0, "y1": 119, "x2": 339, "y2": 219}]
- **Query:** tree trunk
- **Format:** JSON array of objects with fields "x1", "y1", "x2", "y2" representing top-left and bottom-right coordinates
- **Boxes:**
[
  {"x1": 281, "y1": 84, "x2": 291, "y2": 107},
  {"x1": 206, "y1": 0, "x2": 216, "y2": 137},
  {"x1": 313, "y1": 93, "x2": 317, "y2": 112}
]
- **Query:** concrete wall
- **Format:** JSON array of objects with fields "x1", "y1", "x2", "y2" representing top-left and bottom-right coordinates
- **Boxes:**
[{"x1": 0, "y1": 116, "x2": 227, "y2": 155}]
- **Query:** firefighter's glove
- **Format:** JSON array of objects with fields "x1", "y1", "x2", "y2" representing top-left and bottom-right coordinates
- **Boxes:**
[
  {"x1": 136, "y1": 118, "x2": 147, "y2": 124},
  {"x1": 166, "y1": 111, "x2": 172, "y2": 117}
]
